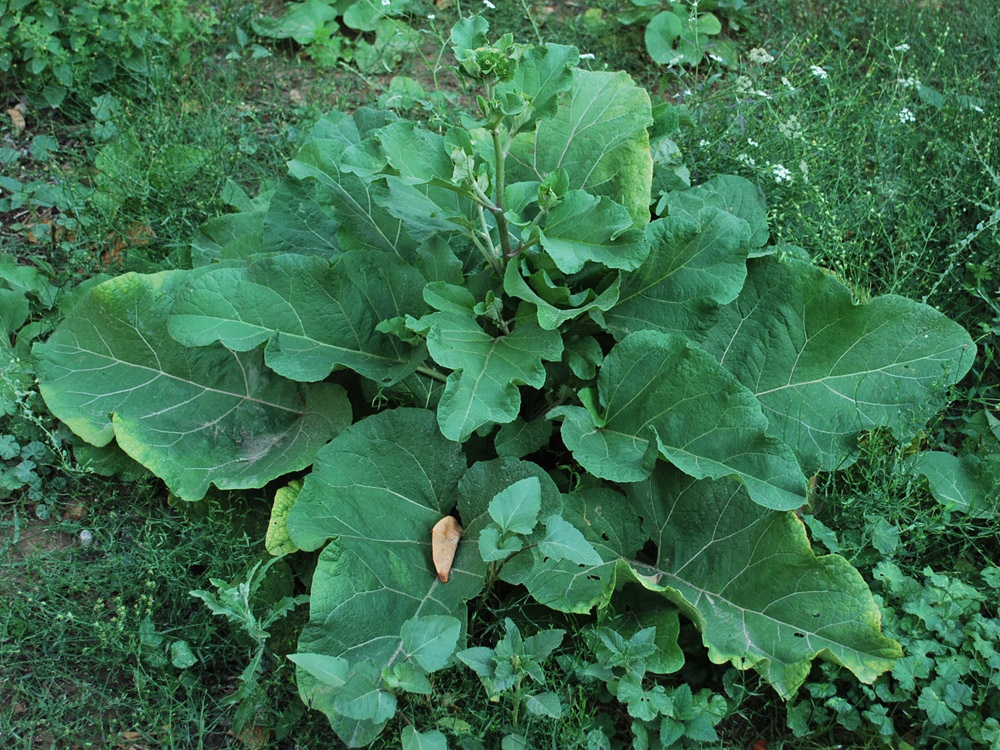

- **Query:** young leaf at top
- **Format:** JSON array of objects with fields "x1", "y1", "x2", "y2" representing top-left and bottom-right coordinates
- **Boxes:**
[
  {"x1": 168, "y1": 251, "x2": 428, "y2": 386},
  {"x1": 702, "y1": 255, "x2": 977, "y2": 472},
  {"x1": 32, "y1": 272, "x2": 351, "y2": 501},
  {"x1": 551, "y1": 329, "x2": 807, "y2": 510},
  {"x1": 623, "y1": 463, "x2": 903, "y2": 697}
]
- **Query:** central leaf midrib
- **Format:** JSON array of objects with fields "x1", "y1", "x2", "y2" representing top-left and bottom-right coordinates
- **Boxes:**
[
  {"x1": 56, "y1": 341, "x2": 308, "y2": 416},
  {"x1": 176, "y1": 311, "x2": 409, "y2": 366}
]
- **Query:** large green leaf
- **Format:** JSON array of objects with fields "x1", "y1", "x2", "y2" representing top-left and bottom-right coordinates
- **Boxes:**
[
  {"x1": 288, "y1": 409, "x2": 488, "y2": 745},
  {"x1": 168, "y1": 252, "x2": 427, "y2": 386},
  {"x1": 539, "y1": 190, "x2": 648, "y2": 274},
  {"x1": 33, "y1": 272, "x2": 350, "y2": 500},
  {"x1": 287, "y1": 416, "x2": 557, "y2": 745},
  {"x1": 508, "y1": 69, "x2": 653, "y2": 226},
  {"x1": 702, "y1": 256, "x2": 977, "y2": 472},
  {"x1": 552, "y1": 330, "x2": 806, "y2": 510},
  {"x1": 603, "y1": 208, "x2": 750, "y2": 341},
  {"x1": 288, "y1": 139, "x2": 420, "y2": 261},
  {"x1": 623, "y1": 465, "x2": 902, "y2": 697},
  {"x1": 262, "y1": 178, "x2": 341, "y2": 258},
  {"x1": 659, "y1": 175, "x2": 769, "y2": 250},
  {"x1": 415, "y1": 307, "x2": 563, "y2": 441}
]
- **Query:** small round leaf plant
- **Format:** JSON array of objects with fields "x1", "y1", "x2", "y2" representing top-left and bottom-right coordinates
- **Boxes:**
[{"x1": 34, "y1": 19, "x2": 974, "y2": 746}]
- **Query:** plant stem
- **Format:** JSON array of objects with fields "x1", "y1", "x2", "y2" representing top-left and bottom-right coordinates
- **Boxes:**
[
  {"x1": 416, "y1": 365, "x2": 448, "y2": 383},
  {"x1": 491, "y1": 127, "x2": 514, "y2": 259}
]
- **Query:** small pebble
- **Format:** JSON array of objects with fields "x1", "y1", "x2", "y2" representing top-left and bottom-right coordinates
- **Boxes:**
[{"x1": 79, "y1": 529, "x2": 94, "y2": 547}]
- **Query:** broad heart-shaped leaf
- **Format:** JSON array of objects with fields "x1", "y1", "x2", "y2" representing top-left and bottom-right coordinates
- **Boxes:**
[
  {"x1": 702, "y1": 255, "x2": 977, "y2": 472},
  {"x1": 168, "y1": 251, "x2": 427, "y2": 386},
  {"x1": 658, "y1": 175, "x2": 769, "y2": 251},
  {"x1": 288, "y1": 139, "x2": 420, "y2": 261},
  {"x1": 907, "y1": 451, "x2": 999, "y2": 517},
  {"x1": 508, "y1": 69, "x2": 653, "y2": 227},
  {"x1": 263, "y1": 178, "x2": 341, "y2": 258},
  {"x1": 32, "y1": 272, "x2": 350, "y2": 501},
  {"x1": 416, "y1": 308, "x2": 563, "y2": 442},
  {"x1": 287, "y1": 409, "x2": 488, "y2": 747},
  {"x1": 623, "y1": 465, "x2": 902, "y2": 698},
  {"x1": 552, "y1": 330, "x2": 806, "y2": 510},
  {"x1": 602, "y1": 208, "x2": 751, "y2": 342},
  {"x1": 539, "y1": 190, "x2": 648, "y2": 274}
]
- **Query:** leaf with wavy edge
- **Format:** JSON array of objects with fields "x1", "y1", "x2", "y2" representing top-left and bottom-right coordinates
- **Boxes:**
[
  {"x1": 622, "y1": 465, "x2": 901, "y2": 697},
  {"x1": 288, "y1": 139, "x2": 420, "y2": 261},
  {"x1": 551, "y1": 329, "x2": 806, "y2": 510},
  {"x1": 658, "y1": 175, "x2": 769, "y2": 250},
  {"x1": 414, "y1": 308, "x2": 563, "y2": 442},
  {"x1": 33, "y1": 271, "x2": 350, "y2": 501},
  {"x1": 169, "y1": 252, "x2": 427, "y2": 386},
  {"x1": 702, "y1": 255, "x2": 977, "y2": 472},
  {"x1": 507, "y1": 69, "x2": 653, "y2": 226},
  {"x1": 603, "y1": 208, "x2": 750, "y2": 342}
]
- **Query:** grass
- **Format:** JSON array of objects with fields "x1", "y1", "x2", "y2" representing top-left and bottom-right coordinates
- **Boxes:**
[{"x1": 2, "y1": 0, "x2": 999, "y2": 747}]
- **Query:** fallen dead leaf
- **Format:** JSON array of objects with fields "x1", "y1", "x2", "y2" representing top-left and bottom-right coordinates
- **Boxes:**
[
  {"x1": 230, "y1": 725, "x2": 272, "y2": 750},
  {"x1": 62, "y1": 503, "x2": 88, "y2": 521},
  {"x1": 6, "y1": 106, "x2": 25, "y2": 134},
  {"x1": 431, "y1": 515, "x2": 463, "y2": 583}
]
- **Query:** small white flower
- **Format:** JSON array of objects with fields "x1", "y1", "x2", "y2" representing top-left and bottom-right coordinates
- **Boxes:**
[
  {"x1": 799, "y1": 160, "x2": 809, "y2": 184},
  {"x1": 427, "y1": 13, "x2": 435, "y2": 19},
  {"x1": 897, "y1": 77, "x2": 920, "y2": 89},
  {"x1": 707, "y1": 53, "x2": 724, "y2": 63},
  {"x1": 748, "y1": 48, "x2": 775, "y2": 64},
  {"x1": 381, "y1": 0, "x2": 390, "y2": 5},
  {"x1": 894, "y1": 43, "x2": 911, "y2": 52},
  {"x1": 736, "y1": 153, "x2": 757, "y2": 168},
  {"x1": 483, "y1": 0, "x2": 495, "y2": 7},
  {"x1": 778, "y1": 114, "x2": 803, "y2": 139},
  {"x1": 898, "y1": 107, "x2": 916, "y2": 124},
  {"x1": 747, "y1": 138, "x2": 760, "y2": 147},
  {"x1": 772, "y1": 163, "x2": 792, "y2": 183},
  {"x1": 781, "y1": 76, "x2": 796, "y2": 91},
  {"x1": 754, "y1": 89, "x2": 773, "y2": 99},
  {"x1": 699, "y1": 139, "x2": 710, "y2": 147},
  {"x1": 810, "y1": 65, "x2": 828, "y2": 80},
  {"x1": 579, "y1": 53, "x2": 596, "y2": 60},
  {"x1": 735, "y1": 75, "x2": 754, "y2": 93}
]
